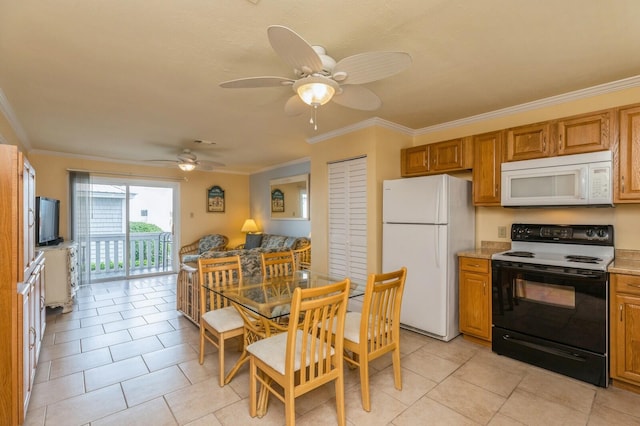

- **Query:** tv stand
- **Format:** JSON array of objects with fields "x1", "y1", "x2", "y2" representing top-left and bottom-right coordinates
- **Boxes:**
[{"x1": 41, "y1": 241, "x2": 78, "y2": 313}]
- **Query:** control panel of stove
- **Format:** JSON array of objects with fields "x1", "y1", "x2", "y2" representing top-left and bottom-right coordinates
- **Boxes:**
[{"x1": 511, "y1": 224, "x2": 614, "y2": 246}]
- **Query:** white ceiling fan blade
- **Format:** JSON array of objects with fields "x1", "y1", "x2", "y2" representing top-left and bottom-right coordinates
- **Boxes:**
[
  {"x1": 332, "y1": 85, "x2": 382, "y2": 111},
  {"x1": 267, "y1": 25, "x2": 323, "y2": 74},
  {"x1": 220, "y1": 76, "x2": 294, "y2": 88},
  {"x1": 284, "y1": 95, "x2": 307, "y2": 116},
  {"x1": 196, "y1": 160, "x2": 225, "y2": 171},
  {"x1": 333, "y1": 52, "x2": 412, "y2": 85},
  {"x1": 146, "y1": 159, "x2": 179, "y2": 166}
]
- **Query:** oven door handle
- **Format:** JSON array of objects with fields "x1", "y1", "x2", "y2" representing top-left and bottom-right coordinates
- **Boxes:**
[{"x1": 502, "y1": 334, "x2": 587, "y2": 362}]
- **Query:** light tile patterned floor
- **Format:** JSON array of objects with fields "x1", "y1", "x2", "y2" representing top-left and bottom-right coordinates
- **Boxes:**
[{"x1": 24, "y1": 274, "x2": 640, "y2": 425}]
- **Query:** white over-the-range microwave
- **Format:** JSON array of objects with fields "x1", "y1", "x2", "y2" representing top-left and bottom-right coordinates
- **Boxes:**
[{"x1": 501, "y1": 151, "x2": 613, "y2": 207}]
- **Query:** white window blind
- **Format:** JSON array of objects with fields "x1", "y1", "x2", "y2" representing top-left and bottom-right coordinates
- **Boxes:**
[{"x1": 328, "y1": 156, "x2": 367, "y2": 282}]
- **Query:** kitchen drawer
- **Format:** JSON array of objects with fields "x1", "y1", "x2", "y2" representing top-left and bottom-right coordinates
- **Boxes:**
[
  {"x1": 614, "y1": 274, "x2": 640, "y2": 296},
  {"x1": 460, "y1": 257, "x2": 490, "y2": 274}
]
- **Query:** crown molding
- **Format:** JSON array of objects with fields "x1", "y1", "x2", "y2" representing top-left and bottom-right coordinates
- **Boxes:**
[
  {"x1": 307, "y1": 117, "x2": 414, "y2": 144},
  {"x1": 416, "y1": 75, "x2": 640, "y2": 135},
  {"x1": 0, "y1": 87, "x2": 30, "y2": 148},
  {"x1": 252, "y1": 156, "x2": 311, "y2": 174},
  {"x1": 30, "y1": 149, "x2": 250, "y2": 175},
  {"x1": 308, "y1": 75, "x2": 640, "y2": 141}
]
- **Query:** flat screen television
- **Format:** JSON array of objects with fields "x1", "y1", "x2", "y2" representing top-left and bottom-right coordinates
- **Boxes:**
[{"x1": 35, "y1": 196, "x2": 61, "y2": 246}]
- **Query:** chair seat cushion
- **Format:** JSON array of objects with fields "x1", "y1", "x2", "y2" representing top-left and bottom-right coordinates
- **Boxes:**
[
  {"x1": 247, "y1": 330, "x2": 335, "y2": 375},
  {"x1": 201, "y1": 306, "x2": 244, "y2": 332},
  {"x1": 343, "y1": 311, "x2": 362, "y2": 344}
]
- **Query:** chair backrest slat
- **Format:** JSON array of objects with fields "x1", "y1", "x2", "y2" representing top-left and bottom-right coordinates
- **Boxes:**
[
  {"x1": 261, "y1": 251, "x2": 296, "y2": 279},
  {"x1": 360, "y1": 268, "x2": 407, "y2": 354},
  {"x1": 286, "y1": 279, "x2": 350, "y2": 387},
  {"x1": 198, "y1": 256, "x2": 243, "y2": 314}
]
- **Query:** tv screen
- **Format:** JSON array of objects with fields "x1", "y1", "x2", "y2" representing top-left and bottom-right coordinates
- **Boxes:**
[{"x1": 35, "y1": 196, "x2": 60, "y2": 246}]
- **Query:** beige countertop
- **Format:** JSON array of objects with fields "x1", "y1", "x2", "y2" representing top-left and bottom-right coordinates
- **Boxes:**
[
  {"x1": 609, "y1": 249, "x2": 640, "y2": 276},
  {"x1": 457, "y1": 241, "x2": 510, "y2": 260}
]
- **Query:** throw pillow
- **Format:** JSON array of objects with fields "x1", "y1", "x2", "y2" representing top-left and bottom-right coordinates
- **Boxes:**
[{"x1": 244, "y1": 233, "x2": 263, "y2": 250}]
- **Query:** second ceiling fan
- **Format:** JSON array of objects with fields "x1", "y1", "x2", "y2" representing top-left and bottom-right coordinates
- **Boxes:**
[{"x1": 220, "y1": 25, "x2": 412, "y2": 122}]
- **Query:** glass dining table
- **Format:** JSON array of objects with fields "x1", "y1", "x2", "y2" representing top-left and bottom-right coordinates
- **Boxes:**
[{"x1": 203, "y1": 269, "x2": 366, "y2": 388}]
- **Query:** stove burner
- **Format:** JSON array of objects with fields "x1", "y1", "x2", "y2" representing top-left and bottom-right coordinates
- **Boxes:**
[
  {"x1": 503, "y1": 251, "x2": 535, "y2": 258},
  {"x1": 565, "y1": 255, "x2": 602, "y2": 264}
]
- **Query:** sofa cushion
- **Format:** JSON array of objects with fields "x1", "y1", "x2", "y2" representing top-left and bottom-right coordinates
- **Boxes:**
[
  {"x1": 244, "y1": 233, "x2": 263, "y2": 250},
  {"x1": 182, "y1": 254, "x2": 201, "y2": 264},
  {"x1": 283, "y1": 236, "x2": 299, "y2": 249},
  {"x1": 198, "y1": 234, "x2": 227, "y2": 254},
  {"x1": 262, "y1": 234, "x2": 288, "y2": 249}
]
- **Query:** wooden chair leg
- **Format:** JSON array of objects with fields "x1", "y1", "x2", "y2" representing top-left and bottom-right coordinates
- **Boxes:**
[
  {"x1": 249, "y1": 356, "x2": 257, "y2": 418},
  {"x1": 335, "y1": 372, "x2": 346, "y2": 426},
  {"x1": 218, "y1": 335, "x2": 225, "y2": 387},
  {"x1": 359, "y1": 357, "x2": 371, "y2": 412},
  {"x1": 198, "y1": 328, "x2": 205, "y2": 365},
  {"x1": 284, "y1": 388, "x2": 295, "y2": 426},
  {"x1": 392, "y1": 347, "x2": 402, "y2": 390}
]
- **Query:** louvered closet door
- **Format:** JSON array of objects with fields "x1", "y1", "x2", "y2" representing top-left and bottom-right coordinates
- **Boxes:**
[{"x1": 328, "y1": 156, "x2": 368, "y2": 283}]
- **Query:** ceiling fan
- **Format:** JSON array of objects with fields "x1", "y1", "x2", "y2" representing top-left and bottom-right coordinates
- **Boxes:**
[
  {"x1": 148, "y1": 149, "x2": 225, "y2": 172},
  {"x1": 219, "y1": 25, "x2": 412, "y2": 126}
]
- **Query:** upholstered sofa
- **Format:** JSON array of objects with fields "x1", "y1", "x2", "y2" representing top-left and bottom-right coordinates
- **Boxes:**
[
  {"x1": 179, "y1": 234, "x2": 229, "y2": 264},
  {"x1": 176, "y1": 233, "x2": 310, "y2": 324},
  {"x1": 201, "y1": 234, "x2": 310, "y2": 278}
]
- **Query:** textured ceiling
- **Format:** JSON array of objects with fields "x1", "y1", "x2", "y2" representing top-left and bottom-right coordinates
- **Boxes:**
[{"x1": 1, "y1": 1, "x2": 640, "y2": 173}]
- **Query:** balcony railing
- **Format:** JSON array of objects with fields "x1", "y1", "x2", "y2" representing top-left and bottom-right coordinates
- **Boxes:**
[{"x1": 79, "y1": 232, "x2": 173, "y2": 281}]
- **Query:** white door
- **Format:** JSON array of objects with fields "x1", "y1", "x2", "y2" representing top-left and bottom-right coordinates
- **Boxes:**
[
  {"x1": 328, "y1": 156, "x2": 368, "y2": 283},
  {"x1": 383, "y1": 222, "x2": 448, "y2": 336}
]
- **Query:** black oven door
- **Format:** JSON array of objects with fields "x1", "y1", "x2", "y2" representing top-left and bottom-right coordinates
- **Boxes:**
[{"x1": 492, "y1": 260, "x2": 607, "y2": 354}]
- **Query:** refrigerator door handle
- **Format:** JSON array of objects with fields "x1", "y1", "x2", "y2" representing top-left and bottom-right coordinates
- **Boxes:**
[
  {"x1": 435, "y1": 183, "x2": 441, "y2": 223},
  {"x1": 435, "y1": 226, "x2": 441, "y2": 268}
]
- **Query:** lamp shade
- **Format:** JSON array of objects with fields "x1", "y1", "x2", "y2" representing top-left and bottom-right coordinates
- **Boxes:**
[
  {"x1": 293, "y1": 76, "x2": 339, "y2": 106},
  {"x1": 241, "y1": 219, "x2": 259, "y2": 233}
]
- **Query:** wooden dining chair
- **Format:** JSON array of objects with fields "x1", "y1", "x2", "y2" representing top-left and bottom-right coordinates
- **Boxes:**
[
  {"x1": 247, "y1": 279, "x2": 351, "y2": 426},
  {"x1": 261, "y1": 250, "x2": 296, "y2": 278},
  {"x1": 342, "y1": 267, "x2": 407, "y2": 411},
  {"x1": 198, "y1": 255, "x2": 245, "y2": 387}
]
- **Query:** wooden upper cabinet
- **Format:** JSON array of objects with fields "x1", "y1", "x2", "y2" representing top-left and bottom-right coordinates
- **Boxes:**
[
  {"x1": 429, "y1": 137, "x2": 472, "y2": 172},
  {"x1": 554, "y1": 110, "x2": 611, "y2": 156},
  {"x1": 505, "y1": 122, "x2": 551, "y2": 162},
  {"x1": 472, "y1": 131, "x2": 503, "y2": 206},
  {"x1": 616, "y1": 104, "x2": 640, "y2": 202},
  {"x1": 401, "y1": 145, "x2": 429, "y2": 176},
  {"x1": 401, "y1": 138, "x2": 472, "y2": 177}
]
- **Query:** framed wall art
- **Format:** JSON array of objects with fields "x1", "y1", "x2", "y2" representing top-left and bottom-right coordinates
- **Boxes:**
[
  {"x1": 271, "y1": 188, "x2": 285, "y2": 213},
  {"x1": 207, "y1": 185, "x2": 225, "y2": 213}
]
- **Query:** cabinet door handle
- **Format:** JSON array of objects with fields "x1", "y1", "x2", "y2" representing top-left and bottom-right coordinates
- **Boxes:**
[
  {"x1": 620, "y1": 304, "x2": 623, "y2": 322},
  {"x1": 558, "y1": 134, "x2": 563, "y2": 150},
  {"x1": 483, "y1": 281, "x2": 486, "y2": 296},
  {"x1": 622, "y1": 175, "x2": 625, "y2": 193},
  {"x1": 628, "y1": 283, "x2": 640, "y2": 288},
  {"x1": 543, "y1": 135, "x2": 546, "y2": 151},
  {"x1": 29, "y1": 327, "x2": 36, "y2": 349}
]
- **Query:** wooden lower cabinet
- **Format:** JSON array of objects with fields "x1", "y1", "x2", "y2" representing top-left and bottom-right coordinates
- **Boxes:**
[
  {"x1": 458, "y1": 257, "x2": 491, "y2": 344},
  {"x1": 610, "y1": 273, "x2": 640, "y2": 393},
  {"x1": 18, "y1": 254, "x2": 46, "y2": 423}
]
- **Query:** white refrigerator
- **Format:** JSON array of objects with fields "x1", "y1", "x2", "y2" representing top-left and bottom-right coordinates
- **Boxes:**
[{"x1": 382, "y1": 175, "x2": 474, "y2": 341}]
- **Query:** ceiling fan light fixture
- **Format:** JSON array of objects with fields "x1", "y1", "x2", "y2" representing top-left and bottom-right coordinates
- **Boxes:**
[
  {"x1": 178, "y1": 162, "x2": 196, "y2": 172},
  {"x1": 293, "y1": 76, "x2": 338, "y2": 106}
]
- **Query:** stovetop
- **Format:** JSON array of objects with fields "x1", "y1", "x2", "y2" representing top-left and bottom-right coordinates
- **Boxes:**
[{"x1": 491, "y1": 224, "x2": 615, "y2": 271}]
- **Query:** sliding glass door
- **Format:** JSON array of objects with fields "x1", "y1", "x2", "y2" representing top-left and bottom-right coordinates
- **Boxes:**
[{"x1": 71, "y1": 175, "x2": 179, "y2": 283}]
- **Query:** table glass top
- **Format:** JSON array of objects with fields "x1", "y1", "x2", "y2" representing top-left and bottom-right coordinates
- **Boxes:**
[{"x1": 203, "y1": 269, "x2": 366, "y2": 320}]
